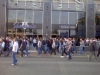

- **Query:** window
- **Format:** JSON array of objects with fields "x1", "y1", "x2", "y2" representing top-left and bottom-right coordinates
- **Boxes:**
[
  {"x1": 34, "y1": 11, "x2": 43, "y2": 24},
  {"x1": 61, "y1": 12, "x2": 68, "y2": 24},
  {"x1": 52, "y1": 11, "x2": 59, "y2": 24},
  {"x1": 17, "y1": 10, "x2": 25, "y2": 22},
  {"x1": 78, "y1": 12, "x2": 85, "y2": 25},
  {"x1": 69, "y1": 12, "x2": 77, "y2": 24},
  {"x1": 25, "y1": 10, "x2": 33, "y2": 23},
  {"x1": 8, "y1": 10, "x2": 16, "y2": 23}
]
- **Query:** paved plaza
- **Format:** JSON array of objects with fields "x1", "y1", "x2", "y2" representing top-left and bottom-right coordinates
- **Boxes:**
[{"x1": 0, "y1": 51, "x2": 100, "y2": 75}]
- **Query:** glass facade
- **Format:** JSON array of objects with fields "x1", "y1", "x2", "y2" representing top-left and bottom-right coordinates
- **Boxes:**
[
  {"x1": 7, "y1": 0, "x2": 86, "y2": 37},
  {"x1": 0, "y1": 0, "x2": 99, "y2": 37}
]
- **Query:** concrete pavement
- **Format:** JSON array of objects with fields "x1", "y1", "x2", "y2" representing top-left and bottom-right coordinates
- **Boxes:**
[{"x1": 0, "y1": 51, "x2": 100, "y2": 75}]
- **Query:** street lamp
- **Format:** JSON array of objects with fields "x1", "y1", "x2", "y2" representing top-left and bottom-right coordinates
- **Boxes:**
[
  {"x1": 59, "y1": 0, "x2": 62, "y2": 9},
  {"x1": 75, "y1": 0, "x2": 85, "y2": 10},
  {"x1": 75, "y1": 0, "x2": 84, "y2": 3},
  {"x1": 32, "y1": 0, "x2": 36, "y2": 8}
]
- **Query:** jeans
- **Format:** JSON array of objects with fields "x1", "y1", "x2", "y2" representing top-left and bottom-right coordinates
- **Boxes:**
[
  {"x1": 79, "y1": 46, "x2": 85, "y2": 54},
  {"x1": 12, "y1": 52, "x2": 18, "y2": 65},
  {"x1": 38, "y1": 47, "x2": 41, "y2": 55},
  {"x1": 59, "y1": 47, "x2": 62, "y2": 53},
  {"x1": 25, "y1": 48, "x2": 30, "y2": 56},
  {"x1": 73, "y1": 46, "x2": 77, "y2": 53},
  {"x1": 68, "y1": 49, "x2": 72, "y2": 60},
  {"x1": 29, "y1": 43, "x2": 34, "y2": 49},
  {"x1": 6, "y1": 47, "x2": 12, "y2": 56},
  {"x1": 56, "y1": 45, "x2": 59, "y2": 52},
  {"x1": 42, "y1": 45, "x2": 46, "y2": 54},
  {"x1": 45, "y1": 45, "x2": 50, "y2": 53},
  {"x1": 62, "y1": 47, "x2": 67, "y2": 56},
  {"x1": 70, "y1": 47, "x2": 74, "y2": 54},
  {"x1": 33, "y1": 43, "x2": 37, "y2": 48}
]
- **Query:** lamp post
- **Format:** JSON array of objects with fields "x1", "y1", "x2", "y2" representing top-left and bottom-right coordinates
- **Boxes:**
[{"x1": 75, "y1": 0, "x2": 85, "y2": 10}]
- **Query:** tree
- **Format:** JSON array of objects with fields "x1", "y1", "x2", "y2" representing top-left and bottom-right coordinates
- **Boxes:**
[
  {"x1": 95, "y1": 13, "x2": 100, "y2": 25},
  {"x1": 52, "y1": 30, "x2": 58, "y2": 34}
]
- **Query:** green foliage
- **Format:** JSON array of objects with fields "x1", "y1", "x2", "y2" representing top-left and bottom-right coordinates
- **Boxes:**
[
  {"x1": 52, "y1": 30, "x2": 58, "y2": 34},
  {"x1": 95, "y1": 13, "x2": 100, "y2": 25}
]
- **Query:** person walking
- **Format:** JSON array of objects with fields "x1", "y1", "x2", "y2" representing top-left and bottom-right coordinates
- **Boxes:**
[
  {"x1": 88, "y1": 39, "x2": 97, "y2": 61},
  {"x1": 25, "y1": 39, "x2": 30, "y2": 56},
  {"x1": 72, "y1": 38, "x2": 76, "y2": 53},
  {"x1": 33, "y1": 38, "x2": 37, "y2": 48},
  {"x1": 20, "y1": 38, "x2": 27, "y2": 57},
  {"x1": 37, "y1": 39, "x2": 42, "y2": 55},
  {"x1": 11, "y1": 38, "x2": 18, "y2": 66},
  {"x1": 58, "y1": 40, "x2": 62, "y2": 53},
  {"x1": 45, "y1": 39, "x2": 51, "y2": 53},
  {"x1": 6, "y1": 38, "x2": 13, "y2": 56},
  {"x1": 0, "y1": 38, "x2": 6, "y2": 56},
  {"x1": 61, "y1": 39, "x2": 68, "y2": 58},
  {"x1": 79, "y1": 39, "x2": 86, "y2": 55},
  {"x1": 51, "y1": 40, "x2": 56, "y2": 55},
  {"x1": 67, "y1": 39, "x2": 72, "y2": 60},
  {"x1": 41, "y1": 39, "x2": 46, "y2": 54}
]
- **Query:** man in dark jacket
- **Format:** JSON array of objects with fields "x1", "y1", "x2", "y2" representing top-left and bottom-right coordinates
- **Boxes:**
[
  {"x1": 20, "y1": 38, "x2": 27, "y2": 57},
  {"x1": 41, "y1": 39, "x2": 46, "y2": 54},
  {"x1": 88, "y1": 39, "x2": 97, "y2": 60},
  {"x1": 45, "y1": 39, "x2": 51, "y2": 53}
]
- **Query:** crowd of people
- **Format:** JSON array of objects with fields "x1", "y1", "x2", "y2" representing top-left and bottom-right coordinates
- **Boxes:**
[{"x1": 0, "y1": 36, "x2": 100, "y2": 65}]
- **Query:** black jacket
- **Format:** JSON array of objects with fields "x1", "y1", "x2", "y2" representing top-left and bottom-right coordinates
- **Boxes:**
[{"x1": 89, "y1": 42, "x2": 96, "y2": 52}]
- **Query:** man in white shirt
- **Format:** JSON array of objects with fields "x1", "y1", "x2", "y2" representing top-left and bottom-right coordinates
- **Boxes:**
[
  {"x1": 51, "y1": 40, "x2": 56, "y2": 55},
  {"x1": 37, "y1": 39, "x2": 42, "y2": 55},
  {"x1": 33, "y1": 38, "x2": 37, "y2": 48},
  {"x1": 12, "y1": 38, "x2": 18, "y2": 66}
]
